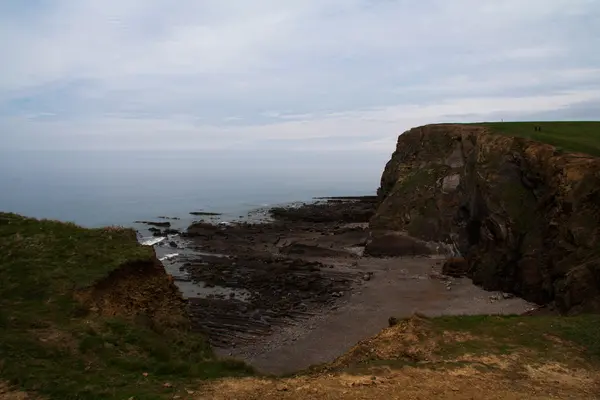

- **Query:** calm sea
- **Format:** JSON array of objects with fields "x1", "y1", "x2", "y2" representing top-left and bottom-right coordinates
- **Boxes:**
[{"x1": 0, "y1": 149, "x2": 385, "y2": 229}]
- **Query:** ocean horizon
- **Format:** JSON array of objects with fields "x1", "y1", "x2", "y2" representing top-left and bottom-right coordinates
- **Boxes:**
[{"x1": 0, "y1": 149, "x2": 385, "y2": 229}]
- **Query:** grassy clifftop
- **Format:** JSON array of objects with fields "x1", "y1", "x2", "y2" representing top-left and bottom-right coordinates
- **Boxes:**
[
  {"x1": 0, "y1": 213, "x2": 251, "y2": 399},
  {"x1": 479, "y1": 121, "x2": 600, "y2": 157}
]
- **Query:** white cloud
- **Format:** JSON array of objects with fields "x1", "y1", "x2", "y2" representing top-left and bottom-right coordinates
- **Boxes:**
[
  {"x1": 4, "y1": 89, "x2": 599, "y2": 152},
  {"x1": 0, "y1": 0, "x2": 599, "y2": 151}
]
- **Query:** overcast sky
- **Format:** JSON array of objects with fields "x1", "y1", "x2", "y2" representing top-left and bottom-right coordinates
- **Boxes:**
[{"x1": 1, "y1": 0, "x2": 599, "y2": 152}]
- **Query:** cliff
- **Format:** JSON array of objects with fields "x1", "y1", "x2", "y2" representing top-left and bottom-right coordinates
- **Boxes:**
[{"x1": 371, "y1": 123, "x2": 600, "y2": 313}]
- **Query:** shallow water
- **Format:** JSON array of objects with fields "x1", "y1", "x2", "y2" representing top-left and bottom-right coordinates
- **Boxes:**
[{"x1": 0, "y1": 149, "x2": 381, "y2": 227}]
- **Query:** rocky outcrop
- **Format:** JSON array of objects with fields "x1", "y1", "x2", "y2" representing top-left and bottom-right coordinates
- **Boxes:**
[
  {"x1": 442, "y1": 257, "x2": 469, "y2": 278},
  {"x1": 365, "y1": 231, "x2": 434, "y2": 257},
  {"x1": 372, "y1": 124, "x2": 600, "y2": 313}
]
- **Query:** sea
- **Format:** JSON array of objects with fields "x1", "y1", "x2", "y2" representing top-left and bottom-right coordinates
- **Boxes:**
[{"x1": 0, "y1": 149, "x2": 386, "y2": 231}]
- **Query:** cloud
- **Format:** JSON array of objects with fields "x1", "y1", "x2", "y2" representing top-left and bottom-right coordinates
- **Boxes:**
[{"x1": 0, "y1": 0, "x2": 599, "y2": 151}]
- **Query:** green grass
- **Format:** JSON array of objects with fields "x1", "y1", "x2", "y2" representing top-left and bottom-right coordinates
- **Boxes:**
[
  {"x1": 0, "y1": 213, "x2": 252, "y2": 399},
  {"x1": 476, "y1": 121, "x2": 600, "y2": 157},
  {"x1": 338, "y1": 314, "x2": 600, "y2": 376},
  {"x1": 432, "y1": 314, "x2": 600, "y2": 364}
]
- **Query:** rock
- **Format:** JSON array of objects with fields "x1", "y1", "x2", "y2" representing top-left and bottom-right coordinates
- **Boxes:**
[
  {"x1": 149, "y1": 227, "x2": 163, "y2": 237},
  {"x1": 365, "y1": 231, "x2": 433, "y2": 257},
  {"x1": 136, "y1": 220, "x2": 171, "y2": 228},
  {"x1": 388, "y1": 316, "x2": 399, "y2": 327},
  {"x1": 371, "y1": 123, "x2": 600, "y2": 313},
  {"x1": 190, "y1": 211, "x2": 222, "y2": 216},
  {"x1": 502, "y1": 292, "x2": 515, "y2": 299},
  {"x1": 442, "y1": 257, "x2": 469, "y2": 278},
  {"x1": 169, "y1": 241, "x2": 178, "y2": 248},
  {"x1": 362, "y1": 274, "x2": 371, "y2": 281},
  {"x1": 276, "y1": 384, "x2": 289, "y2": 392}
]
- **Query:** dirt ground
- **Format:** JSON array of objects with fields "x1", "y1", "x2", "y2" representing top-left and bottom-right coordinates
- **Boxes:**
[{"x1": 195, "y1": 364, "x2": 600, "y2": 400}]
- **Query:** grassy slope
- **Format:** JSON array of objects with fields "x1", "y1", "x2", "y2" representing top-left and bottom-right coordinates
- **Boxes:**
[
  {"x1": 334, "y1": 314, "x2": 600, "y2": 374},
  {"x1": 0, "y1": 213, "x2": 251, "y2": 400},
  {"x1": 477, "y1": 121, "x2": 600, "y2": 157},
  {"x1": 432, "y1": 314, "x2": 600, "y2": 364}
]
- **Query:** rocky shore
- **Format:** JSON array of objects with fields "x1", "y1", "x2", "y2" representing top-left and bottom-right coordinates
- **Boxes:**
[{"x1": 151, "y1": 196, "x2": 535, "y2": 374}]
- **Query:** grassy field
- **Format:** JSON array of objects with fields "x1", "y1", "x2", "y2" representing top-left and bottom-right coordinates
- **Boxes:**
[
  {"x1": 477, "y1": 121, "x2": 600, "y2": 157},
  {"x1": 0, "y1": 213, "x2": 252, "y2": 400}
]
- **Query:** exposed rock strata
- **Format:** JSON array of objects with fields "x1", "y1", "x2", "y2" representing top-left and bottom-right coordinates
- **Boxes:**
[{"x1": 372, "y1": 124, "x2": 600, "y2": 313}]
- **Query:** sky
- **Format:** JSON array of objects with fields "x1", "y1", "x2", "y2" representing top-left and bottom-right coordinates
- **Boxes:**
[{"x1": 1, "y1": 0, "x2": 599, "y2": 152}]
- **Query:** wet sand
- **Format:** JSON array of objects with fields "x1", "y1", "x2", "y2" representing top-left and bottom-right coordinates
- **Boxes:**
[{"x1": 217, "y1": 255, "x2": 534, "y2": 375}]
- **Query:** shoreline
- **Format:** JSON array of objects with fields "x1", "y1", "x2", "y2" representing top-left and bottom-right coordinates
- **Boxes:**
[{"x1": 147, "y1": 196, "x2": 537, "y2": 374}]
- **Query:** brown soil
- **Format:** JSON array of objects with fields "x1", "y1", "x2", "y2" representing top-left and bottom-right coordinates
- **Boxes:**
[
  {"x1": 197, "y1": 361, "x2": 599, "y2": 400},
  {"x1": 74, "y1": 258, "x2": 189, "y2": 329},
  {"x1": 0, "y1": 382, "x2": 39, "y2": 400}
]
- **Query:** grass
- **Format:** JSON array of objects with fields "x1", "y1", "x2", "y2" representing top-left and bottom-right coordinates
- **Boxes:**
[
  {"x1": 432, "y1": 314, "x2": 600, "y2": 365},
  {"x1": 476, "y1": 121, "x2": 600, "y2": 157},
  {"x1": 337, "y1": 314, "x2": 600, "y2": 378},
  {"x1": 0, "y1": 213, "x2": 252, "y2": 399}
]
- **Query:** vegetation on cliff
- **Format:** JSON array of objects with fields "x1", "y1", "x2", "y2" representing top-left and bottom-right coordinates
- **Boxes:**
[{"x1": 0, "y1": 213, "x2": 251, "y2": 399}]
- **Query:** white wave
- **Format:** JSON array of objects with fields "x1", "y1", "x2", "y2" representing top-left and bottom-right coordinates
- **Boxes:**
[
  {"x1": 140, "y1": 237, "x2": 165, "y2": 246},
  {"x1": 218, "y1": 221, "x2": 232, "y2": 226},
  {"x1": 159, "y1": 253, "x2": 179, "y2": 261}
]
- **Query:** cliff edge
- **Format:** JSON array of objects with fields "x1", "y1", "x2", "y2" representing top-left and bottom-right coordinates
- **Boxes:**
[
  {"x1": 0, "y1": 213, "x2": 250, "y2": 399},
  {"x1": 371, "y1": 122, "x2": 600, "y2": 313}
]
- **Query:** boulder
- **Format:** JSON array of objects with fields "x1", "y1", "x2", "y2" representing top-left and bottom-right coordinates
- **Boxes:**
[
  {"x1": 365, "y1": 231, "x2": 432, "y2": 257},
  {"x1": 442, "y1": 257, "x2": 469, "y2": 277}
]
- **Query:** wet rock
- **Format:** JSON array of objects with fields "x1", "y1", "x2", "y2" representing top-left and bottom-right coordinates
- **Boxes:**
[
  {"x1": 190, "y1": 211, "x2": 222, "y2": 216},
  {"x1": 180, "y1": 199, "x2": 371, "y2": 347},
  {"x1": 169, "y1": 241, "x2": 178, "y2": 248},
  {"x1": 269, "y1": 197, "x2": 377, "y2": 223},
  {"x1": 365, "y1": 231, "x2": 432, "y2": 257},
  {"x1": 442, "y1": 257, "x2": 469, "y2": 278},
  {"x1": 136, "y1": 220, "x2": 171, "y2": 228}
]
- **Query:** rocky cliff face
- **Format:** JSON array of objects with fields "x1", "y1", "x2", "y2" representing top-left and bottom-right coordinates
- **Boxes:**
[{"x1": 372, "y1": 124, "x2": 600, "y2": 313}]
